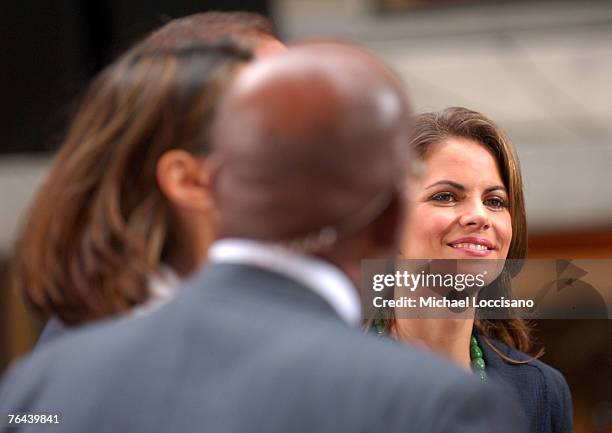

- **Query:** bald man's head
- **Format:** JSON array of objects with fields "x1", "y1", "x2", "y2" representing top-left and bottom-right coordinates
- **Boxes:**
[{"x1": 211, "y1": 42, "x2": 412, "y2": 253}]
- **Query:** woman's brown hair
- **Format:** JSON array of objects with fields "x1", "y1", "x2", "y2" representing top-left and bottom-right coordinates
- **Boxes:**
[
  {"x1": 13, "y1": 43, "x2": 251, "y2": 325},
  {"x1": 408, "y1": 106, "x2": 533, "y2": 353}
]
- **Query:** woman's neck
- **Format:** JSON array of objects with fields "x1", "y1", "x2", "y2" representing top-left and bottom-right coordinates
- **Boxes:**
[{"x1": 391, "y1": 316, "x2": 475, "y2": 371}]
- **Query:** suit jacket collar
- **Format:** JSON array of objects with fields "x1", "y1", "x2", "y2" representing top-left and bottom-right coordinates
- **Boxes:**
[
  {"x1": 187, "y1": 262, "x2": 347, "y2": 325},
  {"x1": 207, "y1": 239, "x2": 362, "y2": 326}
]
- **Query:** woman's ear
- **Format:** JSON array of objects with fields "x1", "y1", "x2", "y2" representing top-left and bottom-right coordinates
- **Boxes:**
[{"x1": 156, "y1": 150, "x2": 213, "y2": 212}]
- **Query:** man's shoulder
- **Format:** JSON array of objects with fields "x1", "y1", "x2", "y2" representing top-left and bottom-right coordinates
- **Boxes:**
[
  {"x1": 272, "y1": 319, "x2": 490, "y2": 406},
  {"x1": 298, "y1": 328, "x2": 527, "y2": 432},
  {"x1": 304, "y1": 322, "x2": 460, "y2": 381},
  {"x1": 2, "y1": 312, "x2": 161, "y2": 389},
  {"x1": 0, "y1": 308, "x2": 189, "y2": 433},
  {"x1": 0, "y1": 266, "x2": 528, "y2": 433},
  {"x1": 0, "y1": 309, "x2": 526, "y2": 433}
]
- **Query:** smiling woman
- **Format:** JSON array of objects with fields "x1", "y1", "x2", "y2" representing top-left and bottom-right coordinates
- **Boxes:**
[
  {"x1": 386, "y1": 107, "x2": 572, "y2": 433},
  {"x1": 404, "y1": 136, "x2": 513, "y2": 261}
]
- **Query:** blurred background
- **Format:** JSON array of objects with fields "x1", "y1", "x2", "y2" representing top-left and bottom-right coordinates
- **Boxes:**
[{"x1": 1, "y1": 0, "x2": 611, "y2": 432}]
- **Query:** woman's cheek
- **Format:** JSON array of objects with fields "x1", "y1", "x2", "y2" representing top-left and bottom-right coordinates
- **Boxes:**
[
  {"x1": 405, "y1": 207, "x2": 455, "y2": 257},
  {"x1": 494, "y1": 213, "x2": 513, "y2": 256},
  {"x1": 424, "y1": 209, "x2": 456, "y2": 240}
]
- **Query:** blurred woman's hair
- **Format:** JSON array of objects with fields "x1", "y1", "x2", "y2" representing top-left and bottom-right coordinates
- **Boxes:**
[
  {"x1": 128, "y1": 11, "x2": 277, "y2": 54},
  {"x1": 409, "y1": 106, "x2": 532, "y2": 353},
  {"x1": 13, "y1": 43, "x2": 251, "y2": 325}
]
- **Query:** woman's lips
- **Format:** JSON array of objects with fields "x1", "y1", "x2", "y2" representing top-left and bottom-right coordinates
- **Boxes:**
[
  {"x1": 447, "y1": 237, "x2": 495, "y2": 257},
  {"x1": 447, "y1": 244, "x2": 493, "y2": 257}
]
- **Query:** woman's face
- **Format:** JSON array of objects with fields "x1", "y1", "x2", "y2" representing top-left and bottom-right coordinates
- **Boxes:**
[{"x1": 402, "y1": 137, "x2": 512, "y2": 261}]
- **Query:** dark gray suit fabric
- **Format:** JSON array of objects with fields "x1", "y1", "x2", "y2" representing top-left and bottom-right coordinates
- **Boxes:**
[{"x1": 1, "y1": 263, "x2": 527, "y2": 433}]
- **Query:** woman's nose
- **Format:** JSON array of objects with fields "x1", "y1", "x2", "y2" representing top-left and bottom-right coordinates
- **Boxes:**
[{"x1": 458, "y1": 201, "x2": 490, "y2": 230}]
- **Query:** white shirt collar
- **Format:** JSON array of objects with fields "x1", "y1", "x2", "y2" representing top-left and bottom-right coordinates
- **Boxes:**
[
  {"x1": 131, "y1": 264, "x2": 182, "y2": 318},
  {"x1": 208, "y1": 238, "x2": 362, "y2": 326}
]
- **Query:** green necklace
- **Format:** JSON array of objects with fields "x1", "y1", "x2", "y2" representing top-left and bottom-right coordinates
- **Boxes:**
[
  {"x1": 374, "y1": 320, "x2": 487, "y2": 381},
  {"x1": 470, "y1": 335, "x2": 487, "y2": 381}
]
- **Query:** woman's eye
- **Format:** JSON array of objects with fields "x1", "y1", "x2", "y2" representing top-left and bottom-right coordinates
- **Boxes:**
[
  {"x1": 430, "y1": 192, "x2": 456, "y2": 203},
  {"x1": 484, "y1": 197, "x2": 508, "y2": 209}
]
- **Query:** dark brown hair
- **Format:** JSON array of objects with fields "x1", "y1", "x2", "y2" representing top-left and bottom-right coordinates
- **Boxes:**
[
  {"x1": 13, "y1": 44, "x2": 251, "y2": 325},
  {"x1": 408, "y1": 106, "x2": 533, "y2": 353},
  {"x1": 128, "y1": 11, "x2": 276, "y2": 55}
]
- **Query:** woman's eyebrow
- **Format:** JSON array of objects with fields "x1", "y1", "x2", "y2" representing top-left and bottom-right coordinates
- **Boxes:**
[
  {"x1": 425, "y1": 180, "x2": 465, "y2": 191},
  {"x1": 484, "y1": 185, "x2": 507, "y2": 193}
]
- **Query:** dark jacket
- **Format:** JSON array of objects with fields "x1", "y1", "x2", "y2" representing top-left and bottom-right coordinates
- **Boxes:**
[
  {"x1": 1, "y1": 263, "x2": 528, "y2": 433},
  {"x1": 477, "y1": 334, "x2": 573, "y2": 433}
]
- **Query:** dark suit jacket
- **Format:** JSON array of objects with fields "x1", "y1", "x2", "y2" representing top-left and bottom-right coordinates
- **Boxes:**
[
  {"x1": 1, "y1": 263, "x2": 527, "y2": 433},
  {"x1": 477, "y1": 335, "x2": 572, "y2": 433}
]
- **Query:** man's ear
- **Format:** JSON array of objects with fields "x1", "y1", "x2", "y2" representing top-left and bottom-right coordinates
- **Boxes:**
[{"x1": 156, "y1": 150, "x2": 213, "y2": 212}]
